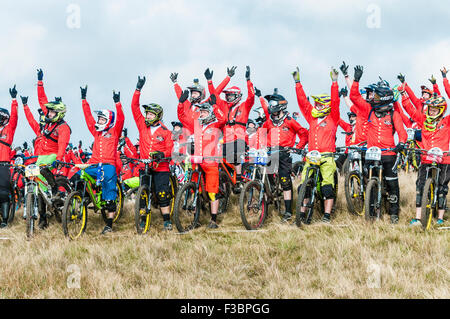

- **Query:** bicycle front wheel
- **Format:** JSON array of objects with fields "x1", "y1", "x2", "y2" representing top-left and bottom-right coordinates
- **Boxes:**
[
  {"x1": 344, "y1": 170, "x2": 364, "y2": 216},
  {"x1": 134, "y1": 186, "x2": 151, "y2": 235},
  {"x1": 62, "y1": 191, "x2": 87, "y2": 240},
  {"x1": 239, "y1": 180, "x2": 267, "y2": 230},
  {"x1": 420, "y1": 178, "x2": 436, "y2": 231},
  {"x1": 25, "y1": 191, "x2": 37, "y2": 240},
  {"x1": 364, "y1": 179, "x2": 381, "y2": 221},
  {"x1": 173, "y1": 182, "x2": 201, "y2": 233}
]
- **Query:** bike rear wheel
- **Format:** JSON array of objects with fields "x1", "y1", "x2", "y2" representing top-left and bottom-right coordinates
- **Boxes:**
[
  {"x1": 135, "y1": 186, "x2": 151, "y2": 235},
  {"x1": 344, "y1": 170, "x2": 364, "y2": 216},
  {"x1": 296, "y1": 177, "x2": 316, "y2": 226},
  {"x1": 420, "y1": 178, "x2": 435, "y2": 231},
  {"x1": 364, "y1": 179, "x2": 382, "y2": 221},
  {"x1": 173, "y1": 182, "x2": 201, "y2": 233},
  {"x1": 239, "y1": 180, "x2": 267, "y2": 230},
  {"x1": 62, "y1": 191, "x2": 88, "y2": 240}
]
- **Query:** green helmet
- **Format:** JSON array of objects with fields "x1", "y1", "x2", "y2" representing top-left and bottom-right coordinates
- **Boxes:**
[
  {"x1": 44, "y1": 101, "x2": 67, "y2": 123},
  {"x1": 142, "y1": 103, "x2": 163, "y2": 126}
]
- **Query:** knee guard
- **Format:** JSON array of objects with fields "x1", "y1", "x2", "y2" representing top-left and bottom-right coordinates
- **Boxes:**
[
  {"x1": 280, "y1": 176, "x2": 293, "y2": 191},
  {"x1": 105, "y1": 200, "x2": 117, "y2": 213},
  {"x1": 321, "y1": 184, "x2": 335, "y2": 200},
  {"x1": 438, "y1": 193, "x2": 446, "y2": 210},
  {"x1": 388, "y1": 194, "x2": 399, "y2": 205},
  {"x1": 157, "y1": 190, "x2": 172, "y2": 207}
]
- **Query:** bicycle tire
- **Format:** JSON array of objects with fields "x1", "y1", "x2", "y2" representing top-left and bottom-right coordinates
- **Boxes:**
[
  {"x1": 239, "y1": 180, "x2": 267, "y2": 230},
  {"x1": 173, "y1": 182, "x2": 201, "y2": 233},
  {"x1": 420, "y1": 178, "x2": 435, "y2": 231},
  {"x1": 62, "y1": 191, "x2": 87, "y2": 240},
  {"x1": 134, "y1": 186, "x2": 151, "y2": 235}
]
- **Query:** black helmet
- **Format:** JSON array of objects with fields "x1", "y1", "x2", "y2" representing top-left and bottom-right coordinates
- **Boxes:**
[
  {"x1": 371, "y1": 85, "x2": 394, "y2": 108},
  {"x1": 347, "y1": 112, "x2": 357, "y2": 118},
  {"x1": 247, "y1": 119, "x2": 256, "y2": 128},
  {"x1": 171, "y1": 121, "x2": 183, "y2": 129},
  {"x1": 196, "y1": 102, "x2": 216, "y2": 125},
  {"x1": 0, "y1": 108, "x2": 10, "y2": 126},
  {"x1": 265, "y1": 90, "x2": 288, "y2": 126}
]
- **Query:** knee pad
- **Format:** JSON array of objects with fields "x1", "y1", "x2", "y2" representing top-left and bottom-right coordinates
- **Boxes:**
[
  {"x1": 280, "y1": 176, "x2": 293, "y2": 191},
  {"x1": 157, "y1": 190, "x2": 172, "y2": 207},
  {"x1": 388, "y1": 194, "x2": 399, "y2": 204},
  {"x1": 105, "y1": 200, "x2": 117, "y2": 213},
  {"x1": 321, "y1": 184, "x2": 335, "y2": 200}
]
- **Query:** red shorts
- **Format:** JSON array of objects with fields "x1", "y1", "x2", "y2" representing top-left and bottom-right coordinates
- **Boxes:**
[{"x1": 192, "y1": 163, "x2": 219, "y2": 194}]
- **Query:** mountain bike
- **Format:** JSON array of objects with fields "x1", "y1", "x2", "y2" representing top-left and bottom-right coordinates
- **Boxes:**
[
  {"x1": 399, "y1": 128, "x2": 421, "y2": 173},
  {"x1": 344, "y1": 145, "x2": 366, "y2": 217},
  {"x1": 295, "y1": 151, "x2": 339, "y2": 226},
  {"x1": 364, "y1": 147, "x2": 400, "y2": 221},
  {"x1": 240, "y1": 147, "x2": 300, "y2": 230},
  {"x1": 173, "y1": 155, "x2": 230, "y2": 233},
  {"x1": 61, "y1": 163, "x2": 124, "y2": 240},
  {"x1": 126, "y1": 157, "x2": 178, "y2": 235}
]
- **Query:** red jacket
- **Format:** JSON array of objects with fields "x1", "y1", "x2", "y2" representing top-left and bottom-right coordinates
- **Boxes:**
[
  {"x1": 295, "y1": 82, "x2": 340, "y2": 153},
  {"x1": 0, "y1": 99, "x2": 18, "y2": 162},
  {"x1": 401, "y1": 94, "x2": 450, "y2": 164},
  {"x1": 338, "y1": 119, "x2": 354, "y2": 147},
  {"x1": 394, "y1": 101, "x2": 412, "y2": 129},
  {"x1": 259, "y1": 97, "x2": 308, "y2": 149},
  {"x1": 443, "y1": 78, "x2": 450, "y2": 99},
  {"x1": 208, "y1": 79, "x2": 255, "y2": 143},
  {"x1": 82, "y1": 99, "x2": 124, "y2": 167},
  {"x1": 123, "y1": 137, "x2": 138, "y2": 158},
  {"x1": 350, "y1": 82, "x2": 407, "y2": 156},
  {"x1": 404, "y1": 82, "x2": 441, "y2": 114},
  {"x1": 131, "y1": 90, "x2": 173, "y2": 172}
]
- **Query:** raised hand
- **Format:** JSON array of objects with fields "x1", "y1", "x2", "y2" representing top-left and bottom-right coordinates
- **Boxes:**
[
  {"x1": 227, "y1": 66, "x2": 237, "y2": 78},
  {"x1": 354, "y1": 65, "x2": 364, "y2": 82},
  {"x1": 9, "y1": 85, "x2": 17, "y2": 99},
  {"x1": 245, "y1": 66, "x2": 251, "y2": 81},
  {"x1": 208, "y1": 94, "x2": 217, "y2": 106},
  {"x1": 339, "y1": 87, "x2": 348, "y2": 98},
  {"x1": 254, "y1": 87, "x2": 262, "y2": 97},
  {"x1": 340, "y1": 61, "x2": 349, "y2": 77},
  {"x1": 179, "y1": 90, "x2": 189, "y2": 103},
  {"x1": 20, "y1": 96, "x2": 28, "y2": 105},
  {"x1": 80, "y1": 85, "x2": 88, "y2": 100},
  {"x1": 330, "y1": 67, "x2": 339, "y2": 82},
  {"x1": 397, "y1": 73, "x2": 406, "y2": 84},
  {"x1": 37, "y1": 68, "x2": 44, "y2": 81},
  {"x1": 292, "y1": 67, "x2": 300, "y2": 82},
  {"x1": 204, "y1": 68, "x2": 213, "y2": 81},
  {"x1": 441, "y1": 67, "x2": 448, "y2": 79},
  {"x1": 113, "y1": 90, "x2": 120, "y2": 103},
  {"x1": 170, "y1": 72, "x2": 178, "y2": 83},
  {"x1": 55, "y1": 97, "x2": 62, "y2": 102},
  {"x1": 136, "y1": 76, "x2": 146, "y2": 91},
  {"x1": 429, "y1": 75, "x2": 437, "y2": 85}
]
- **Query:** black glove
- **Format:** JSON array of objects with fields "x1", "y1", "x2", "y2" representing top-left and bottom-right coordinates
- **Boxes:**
[
  {"x1": 339, "y1": 87, "x2": 348, "y2": 98},
  {"x1": 23, "y1": 142, "x2": 28, "y2": 150},
  {"x1": 245, "y1": 66, "x2": 251, "y2": 81},
  {"x1": 395, "y1": 143, "x2": 405, "y2": 153},
  {"x1": 204, "y1": 68, "x2": 213, "y2": 81},
  {"x1": 397, "y1": 73, "x2": 405, "y2": 84},
  {"x1": 37, "y1": 68, "x2": 44, "y2": 81},
  {"x1": 9, "y1": 85, "x2": 17, "y2": 99},
  {"x1": 123, "y1": 128, "x2": 128, "y2": 138},
  {"x1": 20, "y1": 96, "x2": 28, "y2": 105},
  {"x1": 254, "y1": 87, "x2": 261, "y2": 97},
  {"x1": 170, "y1": 72, "x2": 178, "y2": 83},
  {"x1": 179, "y1": 90, "x2": 189, "y2": 103},
  {"x1": 340, "y1": 61, "x2": 349, "y2": 77},
  {"x1": 208, "y1": 94, "x2": 216, "y2": 106},
  {"x1": 136, "y1": 76, "x2": 146, "y2": 91},
  {"x1": 113, "y1": 90, "x2": 120, "y2": 103},
  {"x1": 80, "y1": 85, "x2": 88, "y2": 100},
  {"x1": 55, "y1": 97, "x2": 62, "y2": 102},
  {"x1": 441, "y1": 67, "x2": 448, "y2": 79},
  {"x1": 353, "y1": 65, "x2": 364, "y2": 82},
  {"x1": 429, "y1": 75, "x2": 436, "y2": 85},
  {"x1": 227, "y1": 66, "x2": 237, "y2": 78}
]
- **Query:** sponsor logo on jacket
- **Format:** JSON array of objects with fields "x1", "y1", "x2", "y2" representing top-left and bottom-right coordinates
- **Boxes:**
[{"x1": 156, "y1": 135, "x2": 165, "y2": 142}]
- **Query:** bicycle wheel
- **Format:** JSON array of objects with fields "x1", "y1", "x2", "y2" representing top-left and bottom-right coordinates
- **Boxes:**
[
  {"x1": 292, "y1": 161, "x2": 304, "y2": 179},
  {"x1": 218, "y1": 171, "x2": 231, "y2": 215},
  {"x1": 239, "y1": 180, "x2": 267, "y2": 230},
  {"x1": 173, "y1": 182, "x2": 201, "y2": 233},
  {"x1": 295, "y1": 177, "x2": 315, "y2": 226},
  {"x1": 54, "y1": 177, "x2": 72, "y2": 223},
  {"x1": 62, "y1": 191, "x2": 87, "y2": 240},
  {"x1": 8, "y1": 186, "x2": 21, "y2": 224},
  {"x1": 420, "y1": 178, "x2": 435, "y2": 231},
  {"x1": 25, "y1": 192, "x2": 37, "y2": 240},
  {"x1": 364, "y1": 179, "x2": 381, "y2": 221},
  {"x1": 169, "y1": 175, "x2": 178, "y2": 217},
  {"x1": 344, "y1": 170, "x2": 364, "y2": 216},
  {"x1": 134, "y1": 186, "x2": 151, "y2": 235}
]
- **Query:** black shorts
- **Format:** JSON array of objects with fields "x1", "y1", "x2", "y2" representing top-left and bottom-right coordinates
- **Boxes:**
[
  {"x1": 152, "y1": 171, "x2": 171, "y2": 208},
  {"x1": 0, "y1": 165, "x2": 11, "y2": 202},
  {"x1": 222, "y1": 139, "x2": 247, "y2": 165}
]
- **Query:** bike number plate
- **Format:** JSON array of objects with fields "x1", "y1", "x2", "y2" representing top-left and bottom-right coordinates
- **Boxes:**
[
  {"x1": 406, "y1": 128, "x2": 415, "y2": 141},
  {"x1": 365, "y1": 147, "x2": 382, "y2": 161},
  {"x1": 426, "y1": 147, "x2": 444, "y2": 163},
  {"x1": 25, "y1": 165, "x2": 40, "y2": 177}
]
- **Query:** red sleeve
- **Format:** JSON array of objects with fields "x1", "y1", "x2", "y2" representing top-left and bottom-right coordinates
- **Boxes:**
[
  {"x1": 350, "y1": 105, "x2": 358, "y2": 114},
  {"x1": 9, "y1": 99, "x2": 18, "y2": 132},
  {"x1": 330, "y1": 82, "x2": 340, "y2": 122},
  {"x1": 405, "y1": 83, "x2": 422, "y2": 110},
  {"x1": 82, "y1": 99, "x2": 97, "y2": 136},
  {"x1": 401, "y1": 94, "x2": 423, "y2": 125},
  {"x1": 215, "y1": 76, "x2": 231, "y2": 95},
  {"x1": 433, "y1": 83, "x2": 441, "y2": 96},
  {"x1": 37, "y1": 81, "x2": 49, "y2": 111},
  {"x1": 394, "y1": 101, "x2": 412, "y2": 128},
  {"x1": 114, "y1": 102, "x2": 125, "y2": 136},
  {"x1": 23, "y1": 105, "x2": 41, "y2": 136},
  {"x1": 295, "y1": 82, "x2": 313, "y2": 123},
  {"x1": 444, "y1": 79, "x2": 450, "y2": 99},
  {"x1": 162, "y1": 129, "x2": 174, "y2": 158},
  {"x1": 174, "y1": 83, "x2": 183, "y2": 100},
  {"x1": 131, "y1": 90, "x2": 146, "y2": 131},
  {"x1": 338, "y1": 119, "x2": 352, "y2": 132},
  {"x1": 393, "y1": 112, "x2": 407, "y2": 143},
  {"x1": 291, "y1": 119, "x2": 308, "y2": 149},
  {"x1": 57, "y1": 125, "x2": 71, "y2": 161},
  {"x1": 259, "y1": 97, "x2": 270, "y2": 122},
  {"x1": 349, "y1": 81, "x2": 370, "y2": 117},
  {"x1": 125, "y1": 137, "x2": 138, "y2": 157},
  {"x1": 177, "y1": 101, "x2": 194, "y2": 134},
  {"x1": 243, "y1": 80, "x2": 255, "y2": 114}
]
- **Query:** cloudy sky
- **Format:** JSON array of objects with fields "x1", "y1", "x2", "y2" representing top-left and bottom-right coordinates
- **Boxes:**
[{"x1": 1, "y1": 0, "x2": 450, "y2": 148}]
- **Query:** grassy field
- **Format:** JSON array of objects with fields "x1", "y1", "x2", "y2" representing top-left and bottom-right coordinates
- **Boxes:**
[{"x1": 0, "y1": 173, "x2": 448, "y2": 298}]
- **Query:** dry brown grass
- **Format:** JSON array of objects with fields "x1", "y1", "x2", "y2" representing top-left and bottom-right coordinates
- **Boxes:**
[{"x1": 0, "y1": 173, "x2": 448, "y2": 298}]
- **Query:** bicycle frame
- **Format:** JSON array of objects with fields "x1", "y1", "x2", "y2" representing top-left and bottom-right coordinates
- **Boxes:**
[{"x1": 76, "y1": 169, "x2": 104, "y2": 211}]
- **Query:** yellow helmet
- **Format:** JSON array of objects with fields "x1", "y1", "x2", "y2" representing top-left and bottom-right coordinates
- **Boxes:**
[
  {"x1": 311, "y1": 94, "x2": 331, "y2": 118},
  {"x1": 424, "y1": 95, "x2": 447, "y2": 131}
]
